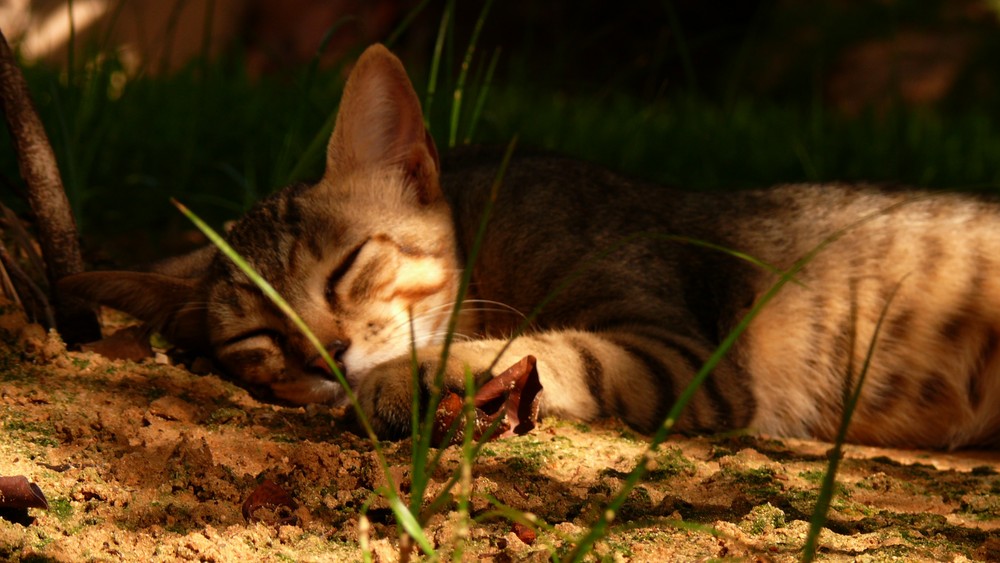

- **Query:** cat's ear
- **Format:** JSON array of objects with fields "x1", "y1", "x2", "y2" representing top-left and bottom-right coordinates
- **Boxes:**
[
  {"x1": 58, "y1": 272, "x2": 209, "y2": 351},
  {"x1": 325, "y1": 43, "x2": 442, "y2": 204}
]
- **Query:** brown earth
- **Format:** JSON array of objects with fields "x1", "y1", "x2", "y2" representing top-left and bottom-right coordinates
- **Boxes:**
[{"x1": 1, "y1": 302, "x2": 999, "y2": 562}]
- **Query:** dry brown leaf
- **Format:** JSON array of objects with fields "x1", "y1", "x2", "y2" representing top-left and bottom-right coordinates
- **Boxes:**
[
  {"x1": 433, "y1": 355, "x2": 543, "y2": 446},
  {"x1": 0, "y1": 475, "x2": 48, "y2": 510},
  {"x1": 0, "y1": 475, "x2": 48, "y2": 525},
  {"x1": 512, "y1": 521, "x2": 537, "y2": 545},
  {"x1": 241, "y1": 479, "x2": 298, "y2": 526}
]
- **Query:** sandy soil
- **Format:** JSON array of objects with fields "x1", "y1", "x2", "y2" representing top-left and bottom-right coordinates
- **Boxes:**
[{"x1": 1, "y1": 301, "x2": 999, "y2": 562}]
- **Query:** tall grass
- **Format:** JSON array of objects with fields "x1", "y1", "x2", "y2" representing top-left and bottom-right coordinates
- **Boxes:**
[
  {"x1": 6, "y1": 61, "x2": 1000, "y2": 254},
  {"x1": 474, "y1": 91, "x2": 1000, "y2": 193}
]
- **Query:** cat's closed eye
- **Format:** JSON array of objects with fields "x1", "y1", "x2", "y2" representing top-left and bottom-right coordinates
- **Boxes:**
[
  {"x1": 216, "y1": 331, "x2": 287, "y2": 386},
  {"x1": 325, "y1": 241, "x2": 367, "y2": 305},
  {"x1": 223, "y1": 328, "x2": 283, "y2": 348}
]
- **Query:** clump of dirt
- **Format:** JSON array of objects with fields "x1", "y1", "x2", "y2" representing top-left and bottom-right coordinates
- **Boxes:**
[{"x1": 1, "y1": 302, "x2": 998, "y2": 561}]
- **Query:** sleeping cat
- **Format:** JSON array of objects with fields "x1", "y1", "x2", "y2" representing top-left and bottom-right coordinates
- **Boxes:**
[{"x1": 60, "y1": 44, "x2": 1000, "y2": 449}]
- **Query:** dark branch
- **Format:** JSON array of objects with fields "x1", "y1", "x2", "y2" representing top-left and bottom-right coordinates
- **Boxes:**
[{"x1": 0, "y1": 28, "x2": 99, "y2": 344}]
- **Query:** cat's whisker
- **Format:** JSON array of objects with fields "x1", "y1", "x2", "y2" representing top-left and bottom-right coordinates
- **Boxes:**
[
  {"x1": 382, "y1": 301, "x2": 466, "y2": 333},
  {"x1": 458, "y1": 307, "x2": 528, "y2": 323},
  {"x1": 382, "y1": 308, "x2": 440, "y2": 335},
  {"x1": 386, "y1": 330, "x2": 474, "y2": 349},
  {"x1": 382, "y1": 299, "x2": 525, "y2": 335},
  {"x1": 461, "y1": 299, "x2": 527, "y2": 319}
]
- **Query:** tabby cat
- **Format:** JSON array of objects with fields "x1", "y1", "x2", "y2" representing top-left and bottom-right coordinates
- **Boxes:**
[{"x1": 60, "y1": 44, "x2": 1000, "y2": 449}]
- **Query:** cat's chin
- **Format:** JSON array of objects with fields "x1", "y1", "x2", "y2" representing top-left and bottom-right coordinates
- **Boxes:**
[{"x1": 270, "y1": 377, "x2": 345, "y2": 405}]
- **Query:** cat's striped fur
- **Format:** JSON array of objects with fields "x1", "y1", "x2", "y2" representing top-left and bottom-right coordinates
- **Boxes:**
[{"x1": 61, "y1": 44, "x2": 1000, "y2": 449}]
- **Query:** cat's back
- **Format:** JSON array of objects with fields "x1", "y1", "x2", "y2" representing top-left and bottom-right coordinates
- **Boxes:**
[
  {"x1": 439, "y1": 148, "x2": 720, "y2": 334},
  {"x1": 442, "y1": 147, "x2": 1000, "y2": 273},
  {"x1": 441, "y1": 147, "x2": 686, "y2": 234}
]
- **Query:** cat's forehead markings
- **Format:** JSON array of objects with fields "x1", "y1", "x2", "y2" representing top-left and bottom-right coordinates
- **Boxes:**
[
  {"x1": 208, "y1": 281, "x2": 250, "y2": 319},
  {"x1": 370, "y1": 233, "x2": 443, "y2": 258},
  {"x1": 214, "y1": 271, "x2": 271, "y2": 310}
]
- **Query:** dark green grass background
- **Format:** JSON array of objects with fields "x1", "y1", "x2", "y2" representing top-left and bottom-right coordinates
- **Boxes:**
[{"x1": 2, "y1": 0, "x2": 1000, "y2": 263}]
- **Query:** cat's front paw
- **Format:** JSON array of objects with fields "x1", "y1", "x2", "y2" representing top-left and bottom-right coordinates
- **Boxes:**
[
  {"x1": 353, "y1": 355, "x2": 422, "y2": 439},
  {"x1": 352, "y1": 351, "x2": 482, "y2": 439}
]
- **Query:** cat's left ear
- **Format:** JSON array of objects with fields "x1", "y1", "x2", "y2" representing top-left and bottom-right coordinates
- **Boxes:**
[{"x1": 324, "y1": 43, "x2": 442, "y2": 204}]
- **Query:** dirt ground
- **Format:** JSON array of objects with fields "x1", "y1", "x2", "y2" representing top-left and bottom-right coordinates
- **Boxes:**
[{"x1": 1, "y1": 302, "x2": 999, "y2": 562}]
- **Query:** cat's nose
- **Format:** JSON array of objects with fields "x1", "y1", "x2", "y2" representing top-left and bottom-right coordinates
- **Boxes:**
[{"x1": 309, "y1": 339, "x2": 350, "y2": 378}]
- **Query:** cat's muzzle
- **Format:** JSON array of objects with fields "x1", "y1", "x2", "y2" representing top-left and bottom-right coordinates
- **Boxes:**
[
  {"x1": 307, "y1": 338, "x2": 351, "y2": 384},
  {"x1": 308, "y1": 355, "x2": 347, "y2": 381}
]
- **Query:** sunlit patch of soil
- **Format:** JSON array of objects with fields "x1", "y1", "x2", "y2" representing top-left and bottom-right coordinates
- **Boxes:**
[{"x1": 0, "y1": 304, "x2": 998, "y2": 561}]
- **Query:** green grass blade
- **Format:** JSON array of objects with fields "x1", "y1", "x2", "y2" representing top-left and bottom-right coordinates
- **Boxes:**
[
  {"x1": 675, "y1": 236, "x2": 806, "y2": 286},
  {"x1": 359, "y1": 513, "x2": 373, "y2": 563},
  {"x1": 423, "y1": 0, "x2": 454, "y2": 128},
  {"x1": 463, "y1": 47, "x2": 501, "y2": 145},
  {"x1": 662, "y1": 0, "x2": 697, "y2": 94},
  {"x1": 451, "y1": 367, "x2": 478, "y2": 562},
  {"x1": 415, "y1": 137, "x2": 517, "y2": 454},
  {"x1": 173, "y1": 201, "x2": 345, "y2": 400},
  {"x1": 66, "y1": 0, "x2": 76, "y2": 85},
  {"x1": 409, "y1": 312, "x2": 423, "y2": 449},
  {"x1": 448, "y1": 0, "x2": 494, "y2": 148},
  {"x1": 389, "y1": 495, "x2": 436, "y2": 557},
  {"x1": 801, "y1": 277, "x2": 905, "y2": 562},
  {"x1": 158, "y1": 0, "x2": 189, "y2": 75},
  {"x1": 385, "y1": 0, "x2": 433, "y2": 48},
  {"x1": 566, "y1": 255, "x2": 805, "y2": 562},
  {"x1": 406, "y1": 311, "x2": 435, "y2": 519},
  {"x1": 474, "y1": 231, "x2": 797, "y2": 385},
  {"x1": 281, "y1": 112, "x2": 336, "y2": 187},
  {"x1": 408, "y1": 137, "x2": 517, "y2": 518},
  {"x1": 275, "y1": 18, "x2": 352, "y2": 186}
]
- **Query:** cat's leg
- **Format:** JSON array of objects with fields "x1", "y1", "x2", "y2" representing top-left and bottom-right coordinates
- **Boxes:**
[{"x1": 354, "y1": 328, "x2": 754, "y2": 438}]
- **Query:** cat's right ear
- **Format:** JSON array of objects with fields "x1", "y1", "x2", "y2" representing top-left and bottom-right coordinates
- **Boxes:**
[
  {"x1": 58, "y1": 272, "x2": 209, "y2": 351},
  {"x1": 324, "y1": 43, "x2": 442, "y2": 204}
]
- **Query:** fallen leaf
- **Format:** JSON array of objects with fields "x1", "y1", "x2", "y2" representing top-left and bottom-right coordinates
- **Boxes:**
[
  {"x1": 476, "y1": 355, "x2": 543, "y2": 437},
  {"x1": 512, "y1": 521, "x2": 537, "y2": 545},
  {"x1": 0, "y1": 476, "x2": 48, "y2": 510},
  {"x1": 433, "y1": 355, "x2": 543, "y2": 446},
  {"x1": 241, "y1": 479, "x2": 298, "y2": 525},
  {"x1": 0, "y1": 475, "x2": 48, "y2": 525},
  {"x1": 432, "y1": 390, "x2": 465, "y2": 445}
]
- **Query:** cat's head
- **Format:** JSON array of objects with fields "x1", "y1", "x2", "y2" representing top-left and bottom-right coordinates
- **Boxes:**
[{"x1": 59, "y1": 44, "x2": 464, "y2": 405}]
